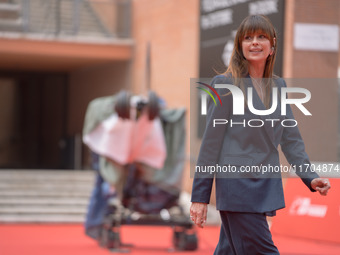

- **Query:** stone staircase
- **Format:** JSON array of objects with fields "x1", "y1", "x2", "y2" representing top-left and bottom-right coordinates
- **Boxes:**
[{"x1": 0, "y1": 170, "x2": 95, "y2": 223}]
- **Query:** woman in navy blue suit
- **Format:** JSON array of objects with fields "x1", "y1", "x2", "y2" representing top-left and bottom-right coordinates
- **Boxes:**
[{"x1": 190, "y1": 15, "x2": 331, "y2": 254}]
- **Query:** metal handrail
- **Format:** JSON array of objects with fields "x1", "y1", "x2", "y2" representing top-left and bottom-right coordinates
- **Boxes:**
[{"x1": 0, "y1": 0, "x2": 131, "y2": 38}]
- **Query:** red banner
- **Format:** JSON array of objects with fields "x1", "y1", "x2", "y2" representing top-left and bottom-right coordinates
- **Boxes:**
[{"x1": 271, "y1": 178, "x2": 340, "y2": 243}]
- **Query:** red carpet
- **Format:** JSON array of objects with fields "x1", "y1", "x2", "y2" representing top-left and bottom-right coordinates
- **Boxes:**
[{"x1": 1, "y1": 224, "x2": 340, "y2": 255}]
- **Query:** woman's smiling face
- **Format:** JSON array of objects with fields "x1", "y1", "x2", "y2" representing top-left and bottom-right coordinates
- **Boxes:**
[{"x1": 241, "y1": 31, "x2": 273, "y2": 65}]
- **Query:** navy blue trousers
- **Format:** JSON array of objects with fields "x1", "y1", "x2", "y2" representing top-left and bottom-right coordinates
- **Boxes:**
[{"x1": 214, "y1": 211, "x2": 279, "y2": 255}]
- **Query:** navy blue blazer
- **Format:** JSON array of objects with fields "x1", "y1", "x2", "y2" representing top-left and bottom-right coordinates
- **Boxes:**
[{"x1": 191, "y1": 75, "x2": 319, "y2": 213}]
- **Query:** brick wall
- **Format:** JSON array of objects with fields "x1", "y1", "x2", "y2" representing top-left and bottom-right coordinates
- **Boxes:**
[
  {"x1": 131, "y1": 0, "x2": 200, "y2": 194},
  {"x1": 283, "y1": 0, "x2": 339, "y2": 163}
]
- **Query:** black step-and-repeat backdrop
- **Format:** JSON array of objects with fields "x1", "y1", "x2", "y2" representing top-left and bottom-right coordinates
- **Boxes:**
[{"x1": 199, "y1": 0, "x2": 285, "y2": 77}]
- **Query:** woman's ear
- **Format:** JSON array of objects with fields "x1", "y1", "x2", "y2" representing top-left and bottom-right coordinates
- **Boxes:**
[{"x1": 270, "y1": 37, "x2": 276, "y2": 55}]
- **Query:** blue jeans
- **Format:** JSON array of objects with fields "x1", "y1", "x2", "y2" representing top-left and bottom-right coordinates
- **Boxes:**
[{"x1": 84, "y1": 153, "x2": 109, "y2": 239}]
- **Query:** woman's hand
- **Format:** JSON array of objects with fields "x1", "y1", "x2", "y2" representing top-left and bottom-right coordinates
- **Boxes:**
[
  {"x1": 190, "y1": 202, "x2": 208, "y2": 228},
  {"x1": 311, "y1": 178, "x2": 331, "y2": 196}
]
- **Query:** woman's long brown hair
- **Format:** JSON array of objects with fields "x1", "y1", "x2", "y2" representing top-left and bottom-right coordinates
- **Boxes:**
[{"x1": 223, "y1": 15, "x2": 277, "y2": 108}]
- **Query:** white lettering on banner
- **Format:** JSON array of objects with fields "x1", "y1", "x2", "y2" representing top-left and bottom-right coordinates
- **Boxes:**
[
  {"x1": 289, "y1": 197, "x2": 328, "y2": 218},
  {"x1": 202, "y1": 0, "x2": 250, "y2": 13},
  {"x1": 249, "y1": 0, "x2": 278, "y2": 15},
  {"x1": 201, "y1": 9, "x2": 233, "y2": 30}
]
